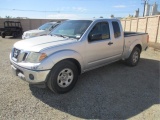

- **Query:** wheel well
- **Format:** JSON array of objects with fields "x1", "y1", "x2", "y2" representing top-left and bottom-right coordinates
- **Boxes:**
[
  {"x1": 1, "y1": 32, "x2": 5, "y2": 35},
  {"x1": 135, "y1": 44, "x2": 142, "y2": 52},
  {"x1": 58, "y1": 58, "x2": 81, "y2": 74}
]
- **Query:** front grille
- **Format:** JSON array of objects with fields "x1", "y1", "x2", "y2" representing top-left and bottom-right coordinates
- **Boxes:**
[
  {"x1": 13, "y1": 48, "x2": 20, "y2": 59},
  {"x1": 12, "y1": 48, "x2": 28, "y2": 62}
]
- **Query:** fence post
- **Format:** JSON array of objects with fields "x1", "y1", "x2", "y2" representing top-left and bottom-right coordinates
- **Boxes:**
[
  {"x1": 130, "y1": 19, "x2": 132, "y2": 31},
  {"x1": 29, "y1": 19, "x2": 31, "y2": 30},
  {"x1": 136, "y1": 18, "x2": 139, "y2": 32},
  {"x1": 155, "y1": 16, "x2": 160, "y2": 43},
  {"x1": 124, "y1": 19, "x2": 126, "y2": 31},
  {"x1": 145, "y1": 17, "x2": 148, "y2": 33}
]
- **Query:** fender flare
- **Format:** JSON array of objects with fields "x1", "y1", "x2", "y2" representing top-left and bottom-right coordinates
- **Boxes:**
[
  {"x1": 37, "y1": 50, "x2": 84, "y2": 73},
  {"x1": 125, "y1": 40, "x2": 142, "y2": 59}
]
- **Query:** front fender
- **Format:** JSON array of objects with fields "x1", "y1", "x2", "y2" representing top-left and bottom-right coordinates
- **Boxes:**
[{"x1": 37, "y1": 50, "x2": 84, "y2": 72}]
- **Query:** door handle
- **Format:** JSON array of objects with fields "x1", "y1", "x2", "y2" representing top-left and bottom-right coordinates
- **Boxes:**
[{"x1": 108, "y1": 42, "x2": 113, "y2": 45}]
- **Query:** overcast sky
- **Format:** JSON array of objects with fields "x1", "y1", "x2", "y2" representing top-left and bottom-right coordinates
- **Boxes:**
[{"x1": 0, "y1": 0, "x2": 159, "y2": 19}]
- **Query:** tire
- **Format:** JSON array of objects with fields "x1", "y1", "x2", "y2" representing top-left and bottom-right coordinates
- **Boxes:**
[
  {"x1": 47, "y1": 60, "x2": 79, "y2": 94},
  {"x1": 125, "y1": 47, "x2": 140, "y2": 67},
  {"x1": 1, "y1": 33, "x2": 5, "y2": 38},
  {"x1": 13, "y1": 32, "x2": 18, "y2": 38}
]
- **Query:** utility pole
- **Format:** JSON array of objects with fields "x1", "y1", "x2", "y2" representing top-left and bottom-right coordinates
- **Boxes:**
[{"x1": 142, "y1": 0, "x2": 148, "y2": 17}]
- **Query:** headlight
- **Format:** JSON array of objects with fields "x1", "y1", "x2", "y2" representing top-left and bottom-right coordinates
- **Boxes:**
[
  {"x1": 31, "y1": 33, "x2": 38, "y2": 37},
  {"x1": 26, "y1": 52, "x2": 47, "y2": 63},
  {"x1": 25, "y1": 33, "x2": 38, "y2": 37}
]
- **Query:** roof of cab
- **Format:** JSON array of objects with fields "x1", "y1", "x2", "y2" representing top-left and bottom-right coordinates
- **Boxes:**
[
  {"x1": 67, "y1": 18, "x2": 120, "y2": 22},
  {"x1": 48, "y1": 22, "x2": 58, "y2": 24}
]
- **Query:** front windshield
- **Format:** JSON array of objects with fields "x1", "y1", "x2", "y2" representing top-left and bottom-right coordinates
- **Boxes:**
[
  {"x1": 38, "y1": 23, "x2": 53, "y2": 30},
  {"x1": 50, "y1": 20, "x2": 92, "y2": 39}
]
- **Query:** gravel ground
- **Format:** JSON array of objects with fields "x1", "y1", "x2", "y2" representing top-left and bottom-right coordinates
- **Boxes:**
[{"x1": 0, "y1": 37, "x2": 160, "y2": 120}]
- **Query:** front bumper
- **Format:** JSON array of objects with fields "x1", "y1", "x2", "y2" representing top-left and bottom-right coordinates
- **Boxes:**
[{"x1": 11, "y1": 62, "x2": 50, "y2": 84}]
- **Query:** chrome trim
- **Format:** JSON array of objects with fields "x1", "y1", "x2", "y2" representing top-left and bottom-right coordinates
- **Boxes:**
[{"x1": 11, "y1": 48, "x2": 30, "y2": 62}]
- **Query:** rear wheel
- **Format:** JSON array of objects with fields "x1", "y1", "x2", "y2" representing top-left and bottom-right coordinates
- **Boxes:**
[
  {"x1": 125, "y1": 47, "x2": 140, "y2": 66},
  {"x1": 1, "y1": 33, "x2": 5, "y2": 38},
  {"x1": 47, "y1": 60, "x2": 79, "y2": 94}
]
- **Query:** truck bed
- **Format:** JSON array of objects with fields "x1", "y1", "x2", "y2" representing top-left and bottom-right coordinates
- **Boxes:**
[{"x1": 124, "y1": 32, "x2": 147, "y2": 37}]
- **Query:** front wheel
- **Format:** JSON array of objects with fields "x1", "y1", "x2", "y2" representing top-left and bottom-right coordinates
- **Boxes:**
[
  {"x1": 47, "y1": 60, "x2": 79, "y2": 94},
  {"x1": 125, "y1": 47, "x2": 140, "y2": 66}
]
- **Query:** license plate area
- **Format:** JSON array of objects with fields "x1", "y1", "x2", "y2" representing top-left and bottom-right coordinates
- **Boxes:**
[
  {"x1": 11, "y1": 65, "x2": 17, "y2": 76},
  {"x1": 11, "y1": 65, "x2": 25, "y2": 80}
]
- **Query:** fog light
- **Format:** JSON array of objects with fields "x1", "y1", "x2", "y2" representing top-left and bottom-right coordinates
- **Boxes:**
[{"x1": 29, "y1": 74, "x2": 34, "y2": 80}]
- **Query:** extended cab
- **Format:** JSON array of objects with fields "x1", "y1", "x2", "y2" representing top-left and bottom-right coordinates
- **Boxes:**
[
  {"x1": 10, "y1": 19, "x2": 148, "y2": 94},
  {"x1": 22, "y1": 22, "x2": 59, "y2": 39}
]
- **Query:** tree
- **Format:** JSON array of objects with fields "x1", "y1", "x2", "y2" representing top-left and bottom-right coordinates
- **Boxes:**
[
  {"x1": 5, "y1": 16, "x2": 12, "y2": 19},
  {"x1": 100, "y1": 16, "x2": 103, "y2": 18},
  {"x1": 110, "y1": 14, "x2": 114, "y2": 18}
]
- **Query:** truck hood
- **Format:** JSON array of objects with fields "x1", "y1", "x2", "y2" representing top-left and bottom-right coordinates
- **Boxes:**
[
  {"x1": 14, "y1": 35, "x2": 77, "y2": 52},
  {"x1": 24, "y1": 29, "x2": 45, "y2": 34}
]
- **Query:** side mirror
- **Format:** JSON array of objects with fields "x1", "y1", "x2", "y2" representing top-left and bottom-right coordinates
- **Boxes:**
[{"x1": 89, "y1": 33, "x2": 102, "y2": 41}]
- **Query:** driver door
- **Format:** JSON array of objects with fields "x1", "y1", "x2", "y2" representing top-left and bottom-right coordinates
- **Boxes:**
[{"x1": 85, "y1": 21, "x2": 114, "y2": 70}]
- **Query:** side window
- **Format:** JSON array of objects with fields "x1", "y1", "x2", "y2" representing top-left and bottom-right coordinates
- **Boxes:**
[
  {"x1": 88, "y1": 22, "x2": 110, "y2": 42},
  {"x1": 112, "y1": 22, "x2": 121, "y2": 38},
  {"x1": 90, "y1": 23, "x2": 101, "y2": 35},
  {"x1": 101, "y1": 22, "x2": 110, "y2": 40}
]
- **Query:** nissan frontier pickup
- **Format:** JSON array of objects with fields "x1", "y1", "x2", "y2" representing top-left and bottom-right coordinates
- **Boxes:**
[{"x1": 10, "y1": 19, "x2": 148, "y2": 94}]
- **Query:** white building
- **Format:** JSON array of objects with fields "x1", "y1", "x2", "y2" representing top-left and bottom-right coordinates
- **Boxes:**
[
  {"x1": 144, "y1": 2, "x2": 150, "y2": 16},
  {"x1": 144, "y1": 2, "x2": 159, "y2": 16},
  {"x1": 134, "y1": 8, "x2": 139, "y2": 17},
  {"x1": 150, "y1": 2, "x2": 158, "y2": 15}
]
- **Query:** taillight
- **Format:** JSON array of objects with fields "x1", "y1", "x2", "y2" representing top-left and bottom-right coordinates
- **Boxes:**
[{"x1": 147, "y1": 35, "x2": 149, "y2": 43}]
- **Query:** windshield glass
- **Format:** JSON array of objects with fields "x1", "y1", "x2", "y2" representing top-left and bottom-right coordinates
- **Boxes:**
[
  {"x1": 38, "y1": 23, "x2": 53, "y2": 30},
  {"x1": 50, "y1": 20, "x2": 92, "y2": 39}
]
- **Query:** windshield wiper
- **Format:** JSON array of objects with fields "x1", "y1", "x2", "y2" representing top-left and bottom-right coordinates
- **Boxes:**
[{"x1": 53, "y1": 34, "x2": 69, "y2": 38}]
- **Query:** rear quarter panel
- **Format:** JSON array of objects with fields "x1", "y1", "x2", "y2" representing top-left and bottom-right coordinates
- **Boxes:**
[{"x1": 123, "y1": 34, "x2": 148, "y2": 59}]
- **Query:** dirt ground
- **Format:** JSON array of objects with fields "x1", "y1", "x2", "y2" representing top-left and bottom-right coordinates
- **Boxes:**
[{"x1": 0, "y1": 37, "x2": 160, "y2": 120}]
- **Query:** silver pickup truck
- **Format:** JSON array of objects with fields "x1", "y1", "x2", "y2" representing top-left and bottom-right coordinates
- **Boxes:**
[
  {"x1": 10, "y1": 19, "x2": 148, "y2": 94},
  {"x1": 22, "y1": 22, "x2": 59, "y2": 39}
]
